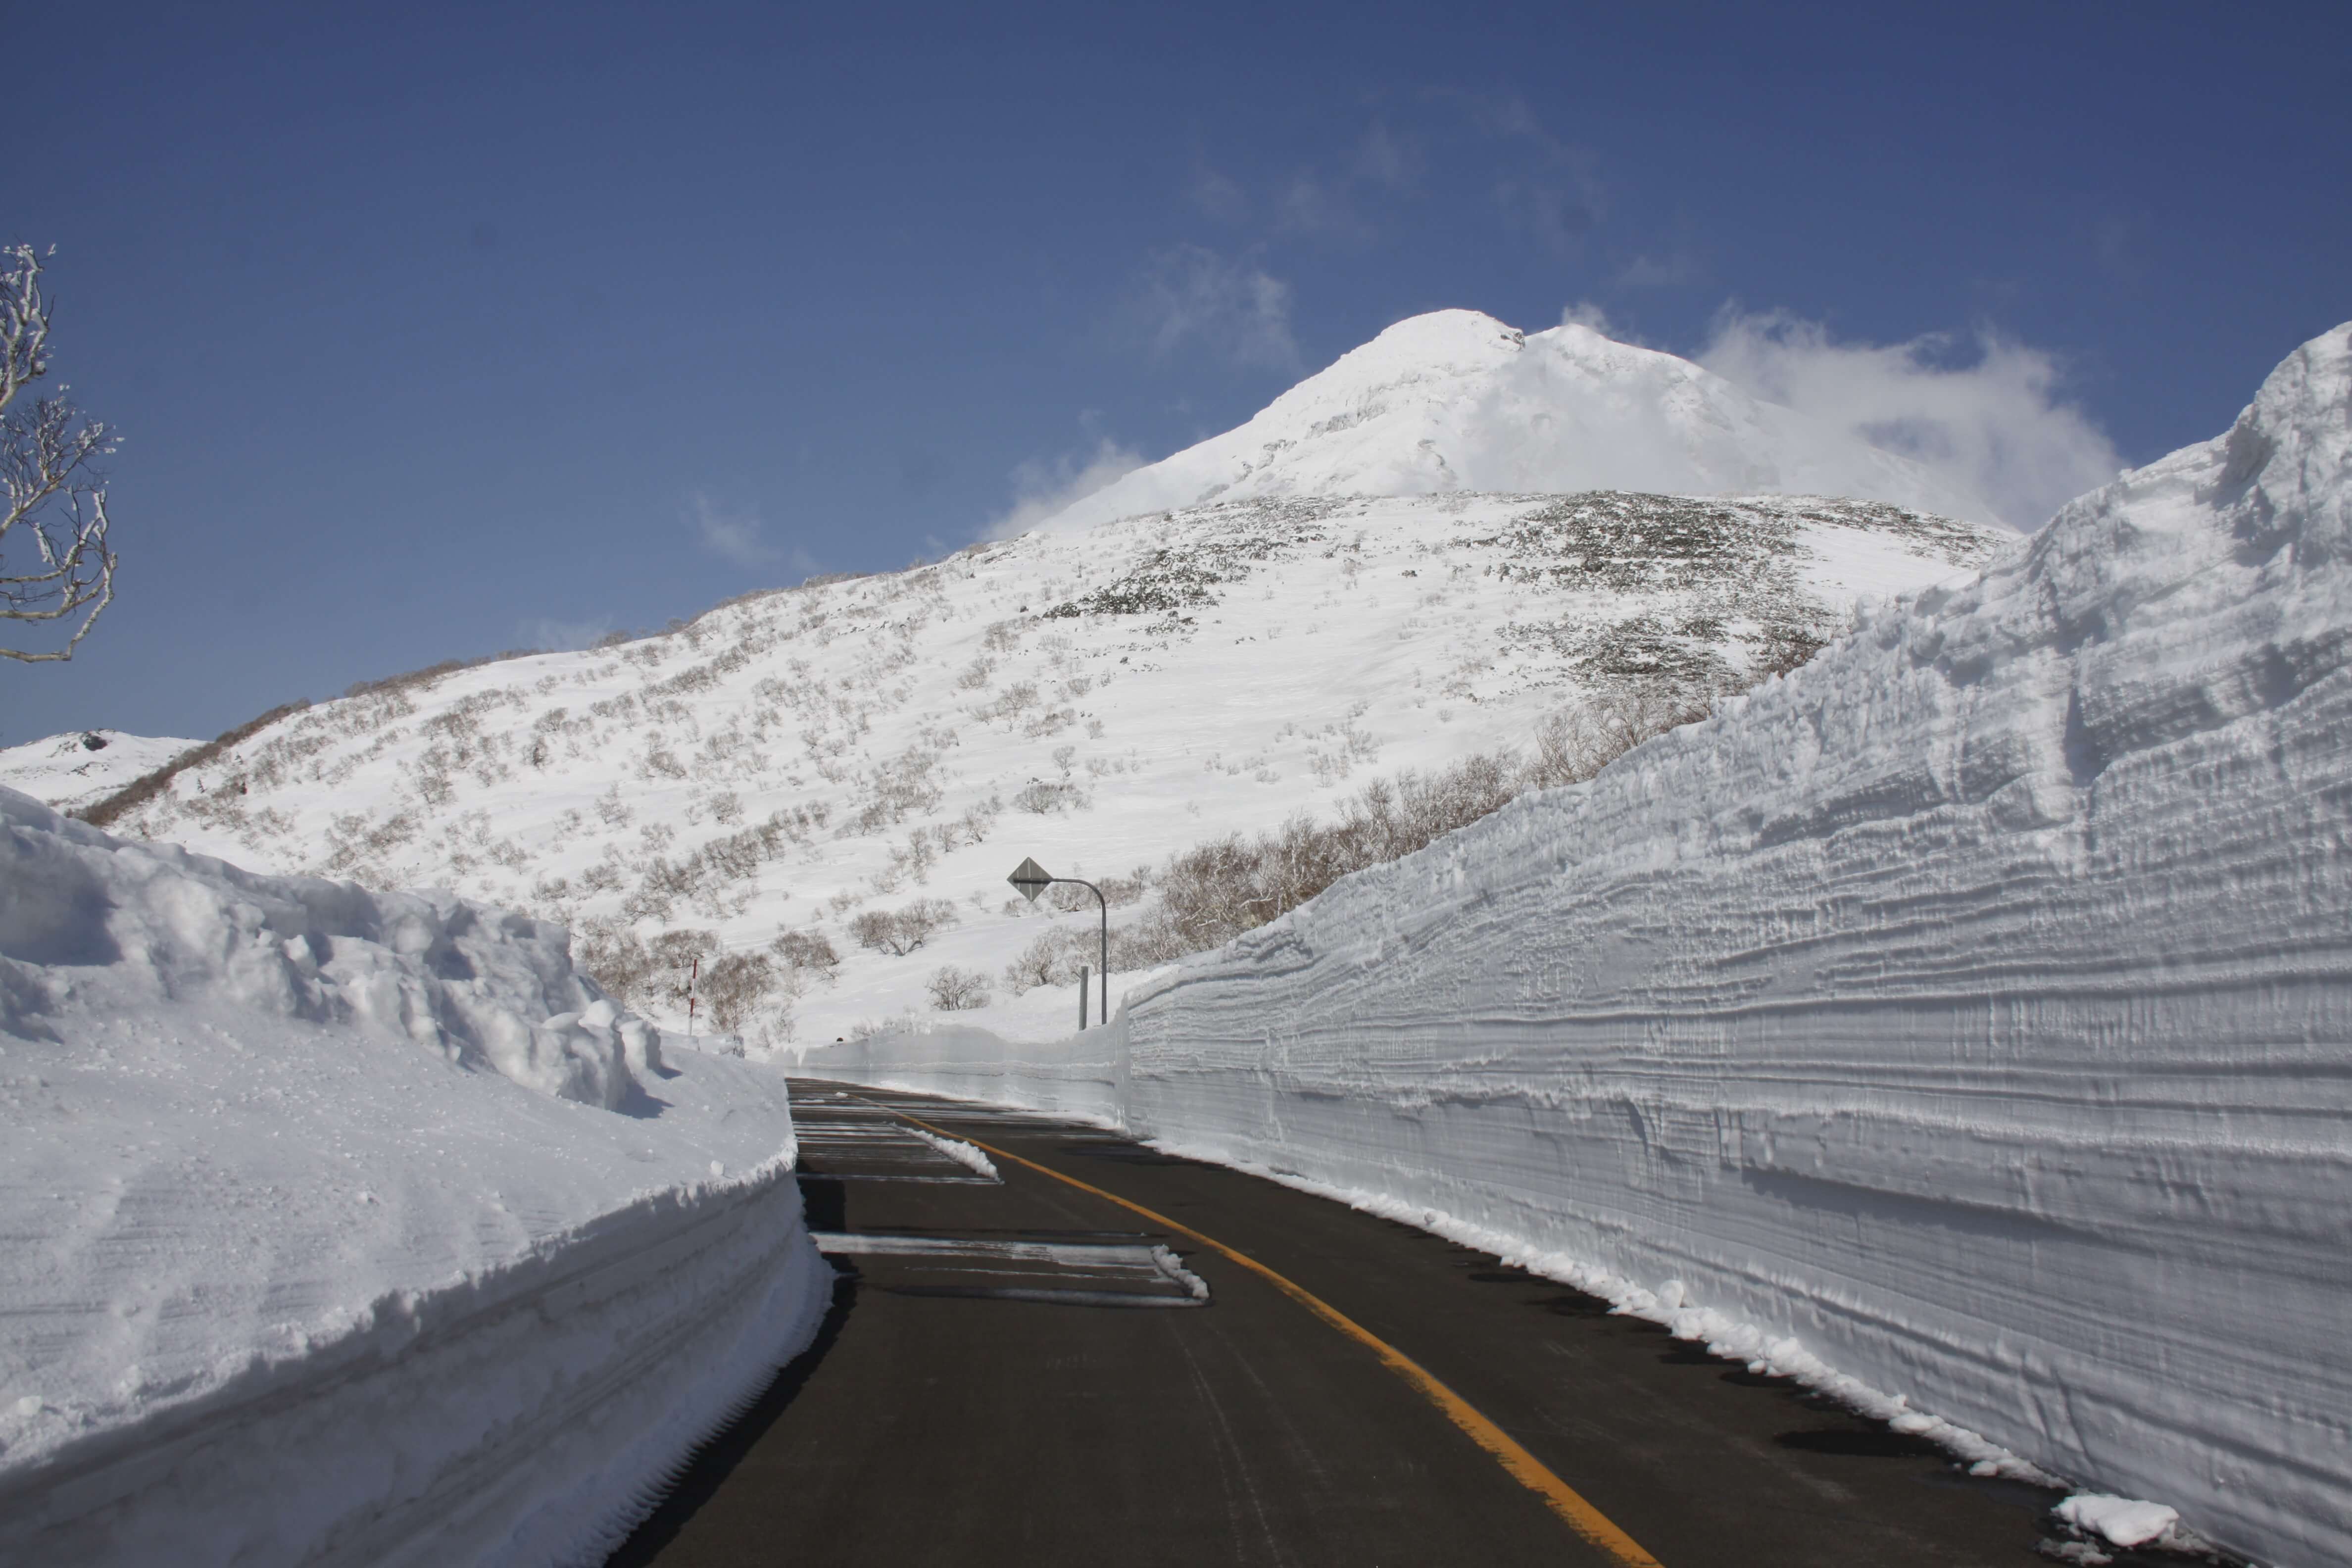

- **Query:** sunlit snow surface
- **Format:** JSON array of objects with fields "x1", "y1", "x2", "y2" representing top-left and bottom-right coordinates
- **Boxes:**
[
  {"x1": 1032, "y1": 310, "x2": 2000, "y2": 531},
  {"x1": 0, "y1": 730, "x2": 198, "y2": 813},
  {"x1": 826, "y1": 324, "x2": 2352, "y2": 1568},
  {"x1": 0, "y1": 792, "x2": 826, "y2": 1566},
  {"x1": 98, "y1": 489, "x2": 2003, "y2": 1049}
]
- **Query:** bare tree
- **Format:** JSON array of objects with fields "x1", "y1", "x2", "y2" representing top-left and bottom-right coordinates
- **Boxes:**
[{"x1": 2, "y1": 245, "x2": 117, "y2": 663}]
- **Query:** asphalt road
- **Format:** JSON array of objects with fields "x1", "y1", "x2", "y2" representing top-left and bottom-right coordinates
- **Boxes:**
[{"x1": 607, "y1": 1081, "x2": 2125, "y2": 1568}]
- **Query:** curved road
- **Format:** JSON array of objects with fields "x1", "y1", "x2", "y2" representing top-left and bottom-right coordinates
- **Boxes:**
[{"x1": 609, "y1": 1080, "x2": 2115, "y2": 1567}]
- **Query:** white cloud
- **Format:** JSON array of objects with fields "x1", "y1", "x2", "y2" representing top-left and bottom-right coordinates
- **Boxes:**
[
  {"x1": 688, "y1": 491, "x2": 814, "y2": 574},
  {"x1": 1131, "y1": 245, "x2": 1301, "y2": 373},
  {"x1": 1696, "y1": 310, "x2": 2124, "y2": 531},
  {"x1": 991, "y1": 437, "x2": 1147, "y2": 538}
]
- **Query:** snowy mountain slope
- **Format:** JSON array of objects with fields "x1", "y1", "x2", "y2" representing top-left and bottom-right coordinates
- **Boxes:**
[
  {"x1": 0, "y1": 788, "x2": 828, "y2": 1566},
  {"x1": 1031, "y1": 311, "x2": 1999, "y2": 532},
  {"x1": 96, "y1": 489, "x2": 2005, "y2": 1047},
  {"x1": 0, "y1": 730, "x2": 198, "y2": 812},
  {"x1": 826, "y1": 321, "x2": 2352, "y2": 1567}
]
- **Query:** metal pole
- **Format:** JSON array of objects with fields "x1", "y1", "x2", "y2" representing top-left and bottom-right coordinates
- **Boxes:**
[
  {"x1": 1048, "y1": 877, "x2": 1109, "y2": 1029},
  {"x1": 1078, "y1": 965, "x2": 1089, "y2": 1032}
]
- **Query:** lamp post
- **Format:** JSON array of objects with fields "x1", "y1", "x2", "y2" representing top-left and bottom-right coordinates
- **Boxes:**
[{"x1": 1008, "y1": 856, "x2": 1108, "y2": 1028}]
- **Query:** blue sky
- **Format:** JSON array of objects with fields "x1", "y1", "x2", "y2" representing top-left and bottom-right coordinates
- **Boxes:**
[{"x1": 6, "y1": 0, "x2": 2347, "y2": 743}]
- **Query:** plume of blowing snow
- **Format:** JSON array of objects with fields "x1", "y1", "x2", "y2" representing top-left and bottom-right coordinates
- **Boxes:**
[
  {"x1": 1696, "y1": 309, "x2": 2122, "y2": 532},
  {"x1": 992, "y1": 437, "x2": 1146, "y2": 537}
]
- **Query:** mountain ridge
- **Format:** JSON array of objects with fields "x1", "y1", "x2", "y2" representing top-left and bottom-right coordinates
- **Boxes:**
[{"x1": 90, "y1": 484, "x2": 2008, "y2": 1046}]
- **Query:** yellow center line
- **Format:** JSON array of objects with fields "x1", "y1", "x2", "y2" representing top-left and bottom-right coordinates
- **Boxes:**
[{"x1": 865, "y1": 1098, "x2": 1665, "y2": 1568}]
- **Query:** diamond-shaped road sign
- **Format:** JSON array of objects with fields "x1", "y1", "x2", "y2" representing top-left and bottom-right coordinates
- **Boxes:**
[{"x1": 1008, "y1": 857, "x2": 1054, "y2": 903}]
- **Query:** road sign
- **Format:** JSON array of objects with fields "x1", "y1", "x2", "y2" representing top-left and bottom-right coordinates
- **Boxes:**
[{"x1": 1008, "y1": 857, "x2": 1053, "y2": 903}]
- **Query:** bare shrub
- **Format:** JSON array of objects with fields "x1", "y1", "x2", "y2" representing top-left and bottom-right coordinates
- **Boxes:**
[
  {"x1": 1120, "y1": 679, "x2": 1721, "y2": 964},
  {"x1": 650, "y1": 928, "x2": 719, "y2": 980},
  {"x1": 1013, "y1": 780, "x2": 1087, "y2": 815},
  {"x1": 771, "y1": 928, "x2": 841, "y2": 981},
  {"x1": 2, "y1": 245, "x2": 117, "y2": 663},
  {"x1": 1044, "y1": 867, "x2": 1147, "y2": 913},
  {"x1": 572, "y1": 918, "x2": 654, "y2": 1007},
  {"x1": 701, "y1": 951, "x2": 783, "y2": 1033},
  {"x1": 971, "y1": 680, "x2": 1039, "y2": 725},
  {"x1": 849, "y1": 898, "x2": 960, "y2": 956},
  {"x1": 1751, "y1": 623, "x2": 1832, "y2": 683},
  {"x1": 952, "y1": 795, "x2": 1002, "y2": 845},
  {"x1": 925, "y1": 965, "x2": 993, "y2": 1011},
  {"x1": 851, "y1": 740, "x2": 949, "y2": 832},
  {"x1": 1001, "y1": 926, "x2": 1096, "y2": 994}
]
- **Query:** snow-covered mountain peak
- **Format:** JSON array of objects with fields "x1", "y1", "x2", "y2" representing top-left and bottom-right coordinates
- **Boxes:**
[{"x1": 1030, "y1": 309, "x2": 1997, "y2": 534}]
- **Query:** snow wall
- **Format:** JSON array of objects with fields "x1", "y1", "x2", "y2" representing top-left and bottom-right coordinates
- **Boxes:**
[
  {"x1": 0, "y1": 791, "x2": 830, "y2": 1566},
  {"x1": 821, "y1": 325, "x2": 2352, "y2": 1568}
]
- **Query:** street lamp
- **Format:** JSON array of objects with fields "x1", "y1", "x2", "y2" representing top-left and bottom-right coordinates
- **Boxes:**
[{"x1": 1008, "y1": 856, "x2": 1108, "y2": 1028}]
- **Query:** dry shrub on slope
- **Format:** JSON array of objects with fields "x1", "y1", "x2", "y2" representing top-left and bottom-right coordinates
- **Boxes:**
[
  {"x1": 849, "y1": 899, "x2": 960, "y2": 957},
  {"x1": 1116, "y1": 679, "x2": 1714, "y2": 965}
]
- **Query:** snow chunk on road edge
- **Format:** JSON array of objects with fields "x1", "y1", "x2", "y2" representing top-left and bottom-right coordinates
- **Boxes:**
[
  {"x1": 2055, "y1": 1493, "x2": 2192, "y2": 1552},
  {"x1": 912, "y1": 1127, "x2": 999, "y2": 1179}
]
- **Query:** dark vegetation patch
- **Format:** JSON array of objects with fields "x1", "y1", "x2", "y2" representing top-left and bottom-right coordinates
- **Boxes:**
[{"x1": 1041, "y1": 498, "x2": 1339, "y2": 622}]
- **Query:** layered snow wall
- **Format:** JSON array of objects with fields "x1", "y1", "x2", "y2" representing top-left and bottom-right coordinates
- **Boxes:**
[
  {"x1": 822, "y1": 325, "x2": 2352, "y2": 1567},
  {"x1": 0, "y1": 790, "x2": 828, "y2": 1565}
]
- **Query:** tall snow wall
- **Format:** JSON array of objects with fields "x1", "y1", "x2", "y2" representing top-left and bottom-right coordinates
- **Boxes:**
[
  {"x1": 823, "y1": 325, "x2": 2352, "y2": 1567},
  {"x1": 0, "y1": 792, "x2": 831, "y2": 1566}
]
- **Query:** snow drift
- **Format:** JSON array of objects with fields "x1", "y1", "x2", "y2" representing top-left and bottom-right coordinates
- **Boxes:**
[
  {"x1": 0, "y1": 789, "x2": 828, "y2": 1566},
  {"x1": 1029, "y1": 310, "x2": 1999, "y2": 533},
  {"x1": 822, "y1": 323, "x2": 2352, "y2": 1567}
]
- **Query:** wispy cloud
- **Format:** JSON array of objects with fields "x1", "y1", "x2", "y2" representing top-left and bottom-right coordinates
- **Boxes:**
[
  {"x1": 1130, "y1": 245, "x2": 1301, "y2": 373},
  {"x1": 688, "y1": 491, "x2": 815, "y2": 574},
  {"x1": 1697, "y1": 309, "x2": 2124, "y2": 531},
  {"x1": 1353, "y1": 120, "x2": 1422, "y2": 192},
  {"x1": 517, "y1": 614, "x2": 615, "y2": 652},
  {"x1": 1475, "y1": 95, "x2": 1606, "y2": 256},
  {"x1": 1187, "y1": 156, "x2": 1249, "y2": 224},
  {"x1": 1274, "y1": 122, "x2": 1426, "y2": 242},
  {"x1": 1278, "y1": 172, "x2": 1376, "y2": 242},
  {"x1": 991, "y1": 436, "x2": 1147, "y2": 537},
  {"x1": 1617, "y1": 248, "x2": 1705, "y2": 289}
]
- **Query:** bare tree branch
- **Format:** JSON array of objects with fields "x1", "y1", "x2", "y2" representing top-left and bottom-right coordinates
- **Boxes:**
[{"x1": 0, "y1": 243, "x2": 118, "y2": 663}]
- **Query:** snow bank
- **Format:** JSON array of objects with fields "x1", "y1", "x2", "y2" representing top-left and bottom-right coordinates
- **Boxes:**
[
  {"x1": 2, "y1": 789, "x2": 656, "y2": 1108},
  {"x1": 821, "y1": 324, "x2": 2352, "y2": 1567},
  {"x1": 0, "y1": 789, "x2": 828, "y2": 1566}
]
